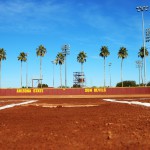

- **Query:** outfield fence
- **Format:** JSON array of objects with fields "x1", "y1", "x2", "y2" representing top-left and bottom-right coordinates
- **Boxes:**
[{"x1": 0, "y1": 87, "x2": 150, "y2": 96}]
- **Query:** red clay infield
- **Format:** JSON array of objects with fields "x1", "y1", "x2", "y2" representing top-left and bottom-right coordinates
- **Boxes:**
[{"x1": 0, "y1": 98, "x2": 150, "y2": 149}]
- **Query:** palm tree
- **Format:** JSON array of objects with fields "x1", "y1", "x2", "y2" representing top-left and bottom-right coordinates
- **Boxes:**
[
  {"x1": 138, "y1": 46, "x2": 149, "y2": 85},
  {"x1": 77, "y1": 51, "x2": 87, "y2": 73},
  {"x1": 118, "y1": 47, "x2": 128, "y2": 87},
  {"x1": 55, "y1": 52, "x2": 65, "y2": 88},
  {"x1": 17, "y1": 52, "x2": 27, "y2": 88},
  {"x1": 36, "y1": 45, "x2": 47, "y2": 87},
  {"x1": 0, "y1": 48, "x2": 6, "y2": 88},
  {"x1": 77, "y1": 51, "x2": 87, "y2": 87},
  {"x1": 99, "y1": 46, "x2": 110, "y2": 87}
]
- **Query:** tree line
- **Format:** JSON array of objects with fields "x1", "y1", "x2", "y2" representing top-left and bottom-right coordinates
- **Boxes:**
[{"x1": 0, "y1": 45, "x2": 149, "y2": 88}]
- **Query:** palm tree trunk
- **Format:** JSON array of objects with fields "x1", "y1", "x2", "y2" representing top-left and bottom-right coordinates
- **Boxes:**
[
  {"x1": 139, "y1": 67, "x2": 140, "y2": 86},
  {"x1": 40, "y1": 56, "x2": 42, "y2": 88},
  {"x1": 21, "y1": 61, "x2": 22, "y2": 88},
  {"x1": 60, "y1": 65, "x2": 62, "y2": 88},
  {"x1": 104, "y1": 57, "x2": 106, "y2": 87},
  {"x1": 81, "y1": 63, "x2": 84, "y2": 87},
  {"x1": 26, "y1": 61, "x2": 28, "y2": 88},
  {"x1": 0, "y1": 60, "x2": 1, "y2": 88},
  {"x1": 121, "y1": 59, "x2": 123, "y2": 87},
  {"x1": 141, "y1": 58, "x2": 143, "y2": 85},
  {"x1": 81, "y1": 63, "x2": 84, "y2": 73},
  {"x1": 65, "y1": 55, "x2": 67, "y2": 87}
]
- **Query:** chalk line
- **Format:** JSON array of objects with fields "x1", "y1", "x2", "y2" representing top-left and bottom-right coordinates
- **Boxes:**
[
  {"x1": 103, "y1": 99, "x2": 150, "y2": 107},
  {"x1": 0, "y1": 100, "x2": 38, "y2": 110}
]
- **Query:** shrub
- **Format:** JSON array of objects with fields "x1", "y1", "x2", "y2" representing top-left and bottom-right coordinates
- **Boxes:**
[
  {"x1": 116, "y1": 81, "x2": 136, "y2": 87},
  {"x1": 37, "y1": 83, "x2": 48, "y2": 88},
  {"x1": 147, "y1": 82, "x2": 150, "y2": 86},
  {"x1": 72, "y1": 84, "x2": 81, "y2": 88}
]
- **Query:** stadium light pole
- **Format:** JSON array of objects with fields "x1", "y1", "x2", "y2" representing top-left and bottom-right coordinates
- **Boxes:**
[
  {"x1": 51, "y1": 60, "x2": 56, "y2": 87},
  {"x1": 146, "y1": 28, "x2": 150, "y2": 42},
  {"x1": 136, "y1": 6, "x2": 149, "y2": 86},
  {"x1": 108, "y1": 63, "x2": 112, "y2": 87},
  {"x1": 62, "y1": 44, "x2": 70, "y2": 87}
]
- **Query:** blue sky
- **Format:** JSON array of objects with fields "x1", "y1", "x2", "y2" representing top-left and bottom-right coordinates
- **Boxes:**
[{"x1": 0, "y1": 0, "x2": 150, "y2": 88}]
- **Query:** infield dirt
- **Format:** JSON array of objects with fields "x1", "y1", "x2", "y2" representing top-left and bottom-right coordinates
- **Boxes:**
[{"x1": 0, "y1": 98, "x2": 150, "y2": 149}]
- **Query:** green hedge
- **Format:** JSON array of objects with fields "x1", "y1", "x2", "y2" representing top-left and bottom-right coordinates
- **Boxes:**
[{"x1": 116, "y1": 81, "x2": 136, "y2": 87}]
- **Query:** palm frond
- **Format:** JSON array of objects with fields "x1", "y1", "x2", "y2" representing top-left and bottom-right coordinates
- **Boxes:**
[
  {"x1": 77, "y1": 51, "x2": 87, "y2": 64},
  {"x1": 36, "y1": 45, "x2": 47, "y2": 57}
]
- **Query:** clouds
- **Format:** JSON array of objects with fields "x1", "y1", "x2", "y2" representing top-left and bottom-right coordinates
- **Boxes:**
[
  {"x1": 0, "y1": 0, "x2": 73, "y2": 33},
  {"x1": 0, "y1": 0, "x2": 146, "y2": 36},
  {"x1": 0, "y1": 0, "x2": 148, "y2": 47},
  {"x1": 0, "y1": 0, "x2": 66, "y2": 17}
]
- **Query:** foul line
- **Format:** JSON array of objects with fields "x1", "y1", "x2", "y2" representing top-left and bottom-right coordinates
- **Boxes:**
[
  {"x1": 103, "y1": 99, "x2": 150, "y2": 107},
  {"x1": 0, "y1": 100, "x2": 38, "y2": 110}
]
